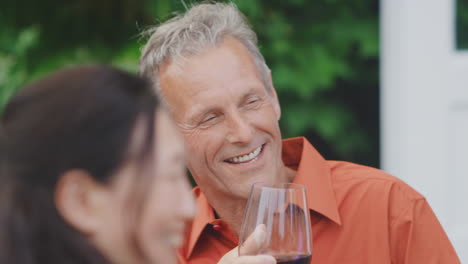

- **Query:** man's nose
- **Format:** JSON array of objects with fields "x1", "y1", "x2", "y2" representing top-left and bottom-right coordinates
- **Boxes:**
[{"x1": 225, "y1": 111, "x2": 254, "y2": 144}]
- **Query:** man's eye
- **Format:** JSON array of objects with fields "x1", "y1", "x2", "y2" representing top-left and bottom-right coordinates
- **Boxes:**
[
  {"x1": 245, "y1": 97, "x2": 262, "y2": 108},
  {"x1": 202, "y1": 115, "x2": 217, "y2": 123}
]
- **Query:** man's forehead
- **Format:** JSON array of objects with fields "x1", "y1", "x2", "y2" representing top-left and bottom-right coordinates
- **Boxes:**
[
  {"x1": 156, "y1": 37, "x2": 267, "y2": 117},
  {"x1": 159, "y1": 69, "x2": 214, "y2": 104},
  {"x1": 159, "y1": 59, "x2": 212, "y2": 96}
]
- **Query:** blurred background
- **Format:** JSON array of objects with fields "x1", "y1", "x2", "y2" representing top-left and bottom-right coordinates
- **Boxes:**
[
  {"x1": 0, "y1": 0, "x2": 380, "y2": 168},
  {"x1": 1, "y1": 0, "x2": 467, "y2": 260}
]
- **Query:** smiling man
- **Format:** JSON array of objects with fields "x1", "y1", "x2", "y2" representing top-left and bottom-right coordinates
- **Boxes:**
[{"x1": 139, "y1": 2, "x2": 459, "y2": 264}]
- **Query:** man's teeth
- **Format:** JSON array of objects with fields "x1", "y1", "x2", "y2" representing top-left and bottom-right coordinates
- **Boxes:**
[{"x1": 228, "y1": 145, "x2": 262, "y2": 163}]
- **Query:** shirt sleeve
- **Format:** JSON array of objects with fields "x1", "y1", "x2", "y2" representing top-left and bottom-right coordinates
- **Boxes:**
[{"x1": 389, "y1": 198, "x2": 460, "y2": 264}]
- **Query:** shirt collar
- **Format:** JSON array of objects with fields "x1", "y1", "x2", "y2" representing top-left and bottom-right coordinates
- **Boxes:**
[
  {"x1": 185, "y1": 187, "x2": 215, "y2": 258},
  {"x1": 283, "y1": 137, "x2": 341, "y2": 225},
  {"x1": 184, "y1": 137, "x2": 341, "y2": 258}
]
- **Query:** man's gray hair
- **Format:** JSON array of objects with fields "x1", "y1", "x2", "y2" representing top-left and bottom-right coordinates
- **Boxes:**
[{"x1": 139, "y1": 2, "x2": 271, "y2": 92}]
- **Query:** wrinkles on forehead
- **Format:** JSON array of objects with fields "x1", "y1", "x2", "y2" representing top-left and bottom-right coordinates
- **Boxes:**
[
  {"x1": 157, "y1": 37, "x2": 269, "y2": 128},
  {"x1": 157, "y1": 36, "x2": 266, "y2": 88}
]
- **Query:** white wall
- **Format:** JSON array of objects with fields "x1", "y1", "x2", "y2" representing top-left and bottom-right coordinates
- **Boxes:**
[{"x1": 381, "y1": 0, "x2": 467, "y2": 261}]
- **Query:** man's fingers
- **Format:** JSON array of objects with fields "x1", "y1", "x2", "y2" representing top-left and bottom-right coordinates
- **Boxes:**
[
  {"x1": 232, "y1": 255, "x2": 276, "y2": 264},
  {"x1": 239, "y1": 224, "x2": 268, "y2": 256},
  {"x1": 218, "y1": 225, "x2": 273, "y2": 264},
  {"x1": 218, "y1": 246, "x2": 240, "y2": 263}
]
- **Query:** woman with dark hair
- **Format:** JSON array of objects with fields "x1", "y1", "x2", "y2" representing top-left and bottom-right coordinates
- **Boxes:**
[{"x1": 0, "y1": 65, "x2": 195, "y2": 264}]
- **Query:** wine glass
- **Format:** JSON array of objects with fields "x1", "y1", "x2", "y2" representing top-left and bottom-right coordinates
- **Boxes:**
[{"x1": 239, "y1": 182, "x2": 312, "y2": 264}]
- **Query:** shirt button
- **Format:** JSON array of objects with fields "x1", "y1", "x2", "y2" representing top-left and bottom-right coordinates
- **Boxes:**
[{"x1": 213, "y1": 224, "x2": 222, "y2": 230}]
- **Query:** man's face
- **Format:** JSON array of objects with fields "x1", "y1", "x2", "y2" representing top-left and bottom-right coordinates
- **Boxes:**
[{"x1": 158, "y1": 37, "x2": 283, "y2": 199}]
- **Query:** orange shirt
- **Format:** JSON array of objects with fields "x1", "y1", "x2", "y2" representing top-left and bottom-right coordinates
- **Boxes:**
[{"x1": 178, "y1": 137, "x2": 460, "y2": 264}]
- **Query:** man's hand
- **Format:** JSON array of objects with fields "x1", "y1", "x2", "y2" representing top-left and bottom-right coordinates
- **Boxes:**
[{"x1": 218, "y1": 225, "x2": 276, "y2": 264}]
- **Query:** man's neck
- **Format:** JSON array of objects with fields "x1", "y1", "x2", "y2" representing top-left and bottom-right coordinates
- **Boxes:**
[{"x1": 210, "y1": 197, "x2": 246, "y2": 236}]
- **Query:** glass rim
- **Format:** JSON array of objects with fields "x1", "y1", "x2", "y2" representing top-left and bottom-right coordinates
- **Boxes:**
[{"x1": 251, "y1": 182, "x2": 307, "y2": 190}]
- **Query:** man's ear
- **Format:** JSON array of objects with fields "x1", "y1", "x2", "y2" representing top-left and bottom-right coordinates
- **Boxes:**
[
  {"x1": 267, "y1": 72, "x2": 281, "y2": 120},
  {"x1": 54, "y1": 169, "x2": 109, "y2": 235}
]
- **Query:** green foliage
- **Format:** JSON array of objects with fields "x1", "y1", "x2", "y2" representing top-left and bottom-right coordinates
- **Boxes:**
[
  {"x1": 0, "y1": 26, "x2": 39, "y2": 109},
  {"x1": 457, "y1": 0, "x2": 468, "y2": 49},
  {"x1": 0, "y1": 0, "x2": 379, "y2": 166},
  {"x1": 235, "y1": 0, "x2": 379, "y2": 165}
]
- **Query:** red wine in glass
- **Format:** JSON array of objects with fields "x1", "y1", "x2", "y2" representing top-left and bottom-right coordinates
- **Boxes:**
[
  {"x1": 239, "y1": 182, "x2": 312, "y2": 264},
  {"x1": 275, "y1": 254, "x2": 312, "y2": 264}
]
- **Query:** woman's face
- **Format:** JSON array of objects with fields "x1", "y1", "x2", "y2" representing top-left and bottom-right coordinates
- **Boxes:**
[
  {"x1": 136, "y1": 110, "x2": 196, "y2": 263},
  {"x1": 93, "y1": 109, "x2": 195, "y2": 264}
]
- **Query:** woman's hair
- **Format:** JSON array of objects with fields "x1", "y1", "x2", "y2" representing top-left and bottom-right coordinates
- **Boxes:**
[{"x1": 0, "y1": 65, "x2": 158, "y2": 264}]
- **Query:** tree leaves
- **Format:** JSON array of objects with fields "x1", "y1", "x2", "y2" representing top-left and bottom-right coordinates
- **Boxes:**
[{"x1": 0, "y1": 0, "x2": 380, "y2": 166}]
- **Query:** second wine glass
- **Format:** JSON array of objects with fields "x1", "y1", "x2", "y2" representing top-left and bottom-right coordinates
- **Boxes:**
[{"x1": 239, "y1": 182, "x2": 312, "y2": 264}]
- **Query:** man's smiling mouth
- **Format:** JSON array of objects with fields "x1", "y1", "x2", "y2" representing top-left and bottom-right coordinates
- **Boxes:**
[{"x1": 224, "y1": 144, "x2": 265, "y2": 164}]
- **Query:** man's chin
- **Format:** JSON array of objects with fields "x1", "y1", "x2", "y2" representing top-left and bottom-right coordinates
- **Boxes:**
[{"x1": 232, "y1": 178, "x2": 277, "y2": 199}]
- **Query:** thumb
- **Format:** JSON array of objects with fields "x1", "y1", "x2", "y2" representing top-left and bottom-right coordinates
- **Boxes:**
[
  {"x1": 217, "y1": 225, "x2": 271, "y2": 264},
  {"x1": 239, "y1": 224, "x2": 268, "y2": 256}
]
